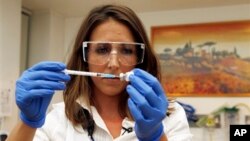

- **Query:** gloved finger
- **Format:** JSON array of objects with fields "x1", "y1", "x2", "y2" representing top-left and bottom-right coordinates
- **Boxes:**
[
  {"x1": 127, "y1": 85, "x2": 160, "y2": 119},
  {"x1": 128, "y1": 98, "x2": 143, "y2": 121},
  {"x1": 28, "y1": 89, "x2": 55, "y2": 101},
  {"x1": 39, "y1": 94, "x2": 53, "y2": 109},
  {"x1": 16, "y1": 88, "x2": 54, "y2": 104},
  {"x1": 23, "y1": 71, "x2": 70, "y2": 81},
  {"x1": 16, "y1": 80, "x2": 66, "y2": 91},
  {"x1": 17, "y1": 92, "x2": 53, "y2": 109},
  {"x1": 129, "y1": 75, "x2": 160, "y2": 108},
  {"x1": 133, "y1": 69, "x2": 167, "y2": 102},
  {"x1": 22, "y1": 70, "x2": 70, "y2": 81},
  {"x1": 28, "y1": 61, "x2": 66, "y2": 71}
]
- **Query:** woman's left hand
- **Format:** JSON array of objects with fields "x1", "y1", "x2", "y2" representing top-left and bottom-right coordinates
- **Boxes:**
[{"x1": 126, "y1": 68, "x2": 168, "y2": 141}]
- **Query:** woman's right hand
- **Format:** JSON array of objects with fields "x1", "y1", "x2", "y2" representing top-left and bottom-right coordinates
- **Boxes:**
[{"x1": 15, "y1": 61, "x2": 70, "y2": 128}]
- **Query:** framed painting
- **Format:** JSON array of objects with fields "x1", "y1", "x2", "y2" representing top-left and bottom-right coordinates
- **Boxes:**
[{"x1": 151, "y1": 20, "x2": 250, "y2": 97}]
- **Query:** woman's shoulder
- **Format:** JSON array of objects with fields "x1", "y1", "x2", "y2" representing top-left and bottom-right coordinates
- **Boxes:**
[
  {"x1": 49, "y1": 102, "x2": 65, "y2": 113},
  {"x1": 163, "y1": 101, "x2": 189, "y2": 129},
  {"x1": 40, "y1": 102, "x2": 69, "y2": 132},
  {"x1": 173, "y1": 102, "x2": 186, "y2": 113},
  {"x1": 163, "y1": 102, "x2": 193, "y2": 140},
  {"x1": 46, "y1": 102, "x2": 67, "y2": 123},
  {"x1": 34, "y1": 102, "x2": 70, "y2": 140},
  {"x1": 166, "y1": 102, "x2": 187, "y2": 121}
]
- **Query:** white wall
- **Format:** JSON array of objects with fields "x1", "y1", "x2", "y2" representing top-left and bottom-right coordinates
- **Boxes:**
[
  {"x1": 0, "y1": 0, "x2": 21, "y2": 132},
  {"x1": 28, "y1": 10, "x2": 65, "y2": 66},
  {"x1": 0, "y1": 1, "x2": 3, "y2": 77},
  {"x1": 63, "y1": 17, "x2": 84, "y2": 61},
  {"x1": 50, "y1": 11, "x2": 65, "y2": 61},
  {"x1": 28, "y1": 10, "x2": 50, "y2": 66},
  {"x1": 28, "y1": 9, "x2": 66, "y2": 109},
  {"x1": 139, "y1": 4, "x2": 250, "y2": 38}
]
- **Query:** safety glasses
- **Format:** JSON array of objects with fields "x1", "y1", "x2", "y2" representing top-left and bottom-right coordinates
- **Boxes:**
[{"x1": 82, "y1": 41, "x2": 145, "y2": 66}]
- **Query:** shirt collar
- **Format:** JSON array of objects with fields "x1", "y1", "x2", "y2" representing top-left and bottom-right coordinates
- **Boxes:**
[{"x1": 75, "y1": 97, "x2": 135, "y2": 135}]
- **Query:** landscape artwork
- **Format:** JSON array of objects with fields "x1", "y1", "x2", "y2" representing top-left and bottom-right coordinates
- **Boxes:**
[{"x1": 151, "y1": 20, "x2": 250, "y2": 97}]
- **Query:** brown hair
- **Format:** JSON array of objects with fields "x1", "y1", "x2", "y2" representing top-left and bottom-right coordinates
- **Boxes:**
[{"x1": 63, "y1": 4, "x2": 161, "y2": 130}]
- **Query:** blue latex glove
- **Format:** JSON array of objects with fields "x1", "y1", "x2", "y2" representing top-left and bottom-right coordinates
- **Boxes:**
[
  {"x1": 15, "y1": 61, "x2": 70, "y2": 128},
  {"x1": 126, "y1": 69, "x2": 168, "y2": 141}
]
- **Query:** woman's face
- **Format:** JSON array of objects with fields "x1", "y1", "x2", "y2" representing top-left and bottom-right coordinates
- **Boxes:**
[{"x1": 88, "y1": 19, "x2": 135, "y2": 97}]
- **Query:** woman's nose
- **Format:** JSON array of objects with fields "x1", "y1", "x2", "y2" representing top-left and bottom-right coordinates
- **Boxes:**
[{"x1": 107, "y1": 52, "x2": 120, "y2": 69}]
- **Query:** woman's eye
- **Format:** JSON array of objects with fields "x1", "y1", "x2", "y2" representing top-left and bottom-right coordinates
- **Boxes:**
[
  {"x1": 120, "y1": 44, "x2": 135, "y2": 55},
  {"x1": 95, "y1": 43, "x2": 111, "y2": 54}
]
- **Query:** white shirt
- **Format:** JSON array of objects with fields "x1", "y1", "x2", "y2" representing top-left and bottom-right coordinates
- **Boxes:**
[{"x1": 34, "y1": 102, "x2": 192, "y2": 141}]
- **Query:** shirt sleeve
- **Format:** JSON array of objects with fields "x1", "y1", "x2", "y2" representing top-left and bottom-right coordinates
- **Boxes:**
[
  {"x1": 33, "y1": 103, "x2": 67, "y2": 141},
  {"x1": 163, "y1": 102, "x2": 193, "y2": 141}
]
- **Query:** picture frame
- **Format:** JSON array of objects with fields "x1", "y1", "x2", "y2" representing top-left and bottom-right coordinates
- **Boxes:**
[{"x1": 151, "y1": 20, "x2": 250, "y2": 97}]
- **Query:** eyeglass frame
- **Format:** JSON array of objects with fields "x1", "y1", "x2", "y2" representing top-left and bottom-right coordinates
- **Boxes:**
[{"x1": 82, "y1": 41, "x2": 145, "y2": 66}]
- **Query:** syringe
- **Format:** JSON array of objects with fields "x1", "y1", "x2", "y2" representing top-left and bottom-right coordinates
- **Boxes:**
[
  {"x1": 63, "y1": 69, "x2": 133, "y2": 81},
  {"x1": 63, "y1": 69, "x2": 118, "y2": 78}
]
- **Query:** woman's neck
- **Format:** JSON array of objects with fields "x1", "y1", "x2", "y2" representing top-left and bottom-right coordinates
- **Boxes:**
[
  {"x1": 92, "y1": 89, "x2": 124, "y2": 138},
  {"x1": 92, "y1": 90, "x2": 122, "y2": 120}
]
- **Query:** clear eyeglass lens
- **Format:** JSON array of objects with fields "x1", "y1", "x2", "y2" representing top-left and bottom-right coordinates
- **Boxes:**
[{"x1": 82, "y1": 42, "x2": 145, "y2": 66}]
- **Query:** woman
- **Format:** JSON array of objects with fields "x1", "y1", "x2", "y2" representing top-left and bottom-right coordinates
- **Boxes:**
[{"x1": 7, "y1": 4, "x2": 192, "y2": 141}]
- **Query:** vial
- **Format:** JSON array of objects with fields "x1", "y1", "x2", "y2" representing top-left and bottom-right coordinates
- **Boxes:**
[{"x1": 119, "y1": 71, "x2": 134, "y2": 81}]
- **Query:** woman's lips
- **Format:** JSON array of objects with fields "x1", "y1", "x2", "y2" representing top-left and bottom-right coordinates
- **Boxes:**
[{"x1": 102, "y1": 77, "x2": 121, "y2": 84}]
